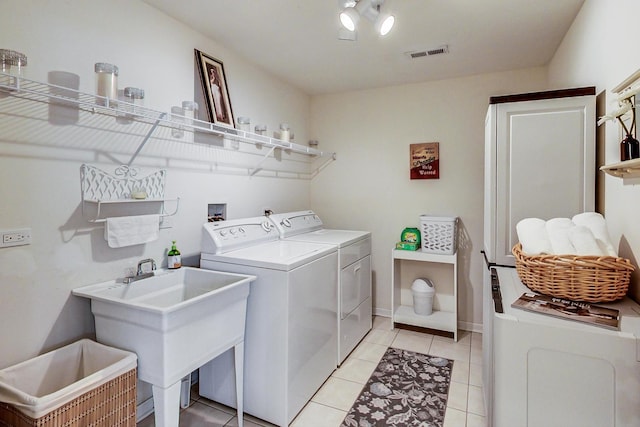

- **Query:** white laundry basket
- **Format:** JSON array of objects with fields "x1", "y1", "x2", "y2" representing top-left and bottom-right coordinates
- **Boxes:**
[
  {"x1": 412, "y1": 278, "x2": 435, "y2": 315},
  {"x1": 420, "y1": 215, "x2": 458, "y2": 254}
]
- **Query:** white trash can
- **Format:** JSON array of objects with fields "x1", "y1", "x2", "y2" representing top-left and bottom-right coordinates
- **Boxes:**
[{"x1": 412, "y1": 278, "x2": 435, "y2": 315}]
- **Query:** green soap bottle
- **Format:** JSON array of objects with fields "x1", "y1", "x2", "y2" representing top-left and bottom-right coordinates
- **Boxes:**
[{"x1": 168, "y1": 240, "x2": 182, "y2": 269}]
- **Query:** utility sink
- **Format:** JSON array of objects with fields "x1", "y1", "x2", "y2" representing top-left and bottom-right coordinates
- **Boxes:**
[{"x1": 73, "y1": 267, "x2": 255, "y2": 427}]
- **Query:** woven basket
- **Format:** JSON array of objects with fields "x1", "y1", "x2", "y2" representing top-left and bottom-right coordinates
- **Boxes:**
[
  {"x1": 512, "y1": 243, "x2": 635, "y2": 302},
  {"x1": 0, "y1": 368, "x2": 137, "y2": 427}
]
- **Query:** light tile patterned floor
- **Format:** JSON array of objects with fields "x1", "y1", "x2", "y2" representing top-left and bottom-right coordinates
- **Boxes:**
[{"x1": 138, "y1": 316, "x2": 486, "y2": 427}]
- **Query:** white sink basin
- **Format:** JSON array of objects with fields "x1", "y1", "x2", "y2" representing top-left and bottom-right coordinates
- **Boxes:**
[
  {"x1": 75, "y1": 267, "x2": 250, "y2": 312},
  {"x1": 73, "y1": 267, "x2": 255, "y2": 427}
]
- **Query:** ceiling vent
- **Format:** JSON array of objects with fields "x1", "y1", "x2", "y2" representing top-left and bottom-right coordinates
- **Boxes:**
[{"x1": 406, "y1": 45, "x2": 449, "y2": 59}]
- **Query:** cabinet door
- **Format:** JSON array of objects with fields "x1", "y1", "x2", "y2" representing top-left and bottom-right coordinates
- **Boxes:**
[{"x1": 494, "y1": 95, "x2": 595, "y2": 265}]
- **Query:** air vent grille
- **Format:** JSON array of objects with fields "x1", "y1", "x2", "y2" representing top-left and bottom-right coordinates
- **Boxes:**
[{"x1": 406, "y1": 45, "x2": 449, "y2": 59}]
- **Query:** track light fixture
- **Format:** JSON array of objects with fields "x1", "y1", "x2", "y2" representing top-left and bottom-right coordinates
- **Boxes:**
[{"x1": 339, "y1": 0, "x2": 395, "y2": 37}]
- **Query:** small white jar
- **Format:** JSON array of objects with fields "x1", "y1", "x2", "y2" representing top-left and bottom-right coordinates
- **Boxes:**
[{"x1": 279, "y1": 123, "x2": 290, "y2": 142}]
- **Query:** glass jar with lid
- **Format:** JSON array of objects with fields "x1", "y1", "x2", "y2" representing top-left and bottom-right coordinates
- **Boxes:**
[
  {"x1": 123, "y1": 87, "x2": 144, "y2": 114},
  {"x1": 255, "y1": 124, "x2": 267, "y2": 136},
  {"x1": 94, "y1": 62, "x2": 118, "y2": 105},
  {"x1": 0, "y1": 49, "x2": 27, "y2": 90},
  {"x1": 236, "y1": 116, "x2": 251, "y2": 132}
]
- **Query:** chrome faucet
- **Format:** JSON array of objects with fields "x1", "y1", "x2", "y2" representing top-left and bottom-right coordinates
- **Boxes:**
[
  {"x1": 124, "y1": 258, "x2": 157, "y2": 284},
  {"x1": 137, "y1": 258, "x2": 156, "y2": 275}
]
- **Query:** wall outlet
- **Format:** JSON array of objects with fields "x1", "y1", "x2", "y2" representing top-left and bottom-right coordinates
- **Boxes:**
[{"x1": 0, "y1": 228, "x2": 32, "y2": 248}]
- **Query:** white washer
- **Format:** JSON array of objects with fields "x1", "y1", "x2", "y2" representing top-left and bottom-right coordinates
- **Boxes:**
[
  {"x1": 198, "y1": 216, "x2": 338, "y2": 427},
  {"x1": 268, "y1": 210, "x2": 372, "y2": 365}
]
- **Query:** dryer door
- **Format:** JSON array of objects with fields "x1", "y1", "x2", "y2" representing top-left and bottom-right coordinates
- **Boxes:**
[{"x1": 341, "y1": 255, "x2": 371, "y2": 319}]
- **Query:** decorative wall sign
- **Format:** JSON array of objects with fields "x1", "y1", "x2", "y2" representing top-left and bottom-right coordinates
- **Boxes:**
[
  {"x1": 410, "y1": 142, "x2": 439, "y2": 179},
  {"x1": 195, "y1": 49, "x2": 234, "y2": 127}
]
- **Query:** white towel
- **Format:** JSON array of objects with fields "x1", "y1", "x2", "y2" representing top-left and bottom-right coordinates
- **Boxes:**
[
  {"x1": 568, "y1": 226, "x2": 607, "y2": 256},
  {"x1": 545, "y1": 218, "x2": 576, "y2": 255},
  {"x1": 571, "y1": 212, "x2": 617, "y2": 256},
  {"x1": 516, "y1": 218, "x2": 552, "y2": 255},
  {"x1": 104, "y1": 214, "x2": 160, "y2": 248}
]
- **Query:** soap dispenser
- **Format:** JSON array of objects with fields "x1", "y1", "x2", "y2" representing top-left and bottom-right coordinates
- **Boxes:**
[{"x1": 168, "y1": 240, "x2": 182, "y2": 269}]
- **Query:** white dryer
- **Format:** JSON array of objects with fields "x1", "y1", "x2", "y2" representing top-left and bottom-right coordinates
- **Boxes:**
[
  {"x1": 268, "y1": 210, "x2": 372, "y2": 365},
  {"x1": 198, "y1": 216, "x2": 338, "y2": 427}
]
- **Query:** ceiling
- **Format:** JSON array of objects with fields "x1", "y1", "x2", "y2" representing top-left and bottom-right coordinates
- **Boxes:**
[{"x1": 143, "y1": 0, "x2": 585, "y2": 95}]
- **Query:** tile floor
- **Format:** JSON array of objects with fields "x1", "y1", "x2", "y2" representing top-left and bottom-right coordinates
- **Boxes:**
[{"x1": 138, "y1": 316, "x2": 486, "y2": 427}]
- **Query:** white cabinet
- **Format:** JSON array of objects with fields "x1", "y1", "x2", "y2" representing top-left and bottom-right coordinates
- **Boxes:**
[
  {"x1": 391, "y1": 249, "x2": 458, "y2": 341},
  {"x1": 484, "y1": 89, "x2": 596, "y2": 266}
]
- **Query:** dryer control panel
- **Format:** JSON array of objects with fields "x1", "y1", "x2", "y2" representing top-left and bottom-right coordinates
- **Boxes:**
[{"x1": 269, "y1": 210, "x2": 323, "y2": 238}]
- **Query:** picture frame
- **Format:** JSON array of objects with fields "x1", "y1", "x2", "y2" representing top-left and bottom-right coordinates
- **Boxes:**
[
  {"x1": 410, "y1": 142, "x2": 440, "y2": 179},
  {"x1": 195, "y1": 49, "x2": 234, "y2": 127}
]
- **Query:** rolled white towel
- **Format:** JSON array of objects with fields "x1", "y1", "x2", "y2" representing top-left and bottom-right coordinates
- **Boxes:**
[
  {"x1": 516, "y1": 218, "x2": 552, "y2": 255},
  {"x1": 571, "y1": 212, "x2": 617, "y2": 256},
  {"x1": 568, "y1": 226, "x2": 607, "y2": 256},
  {"x1": 545, "y1": 218, "x2": 576, "y2": 255}
]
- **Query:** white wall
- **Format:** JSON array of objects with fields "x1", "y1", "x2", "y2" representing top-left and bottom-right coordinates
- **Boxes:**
[
  {"x1": 0, "y1": 0, "x2": 313, "y2": 370},
  {"x1": 310, "y1": 68, "x2": 548, "y2": 329},
  {"x1": 548, "y1": 0, "x2": 640, "y2": 300}
]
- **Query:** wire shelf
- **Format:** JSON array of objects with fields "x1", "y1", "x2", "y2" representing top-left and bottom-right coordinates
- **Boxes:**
[{"x1": 0, "y1": 72, "x2": 336, "y2": 160}]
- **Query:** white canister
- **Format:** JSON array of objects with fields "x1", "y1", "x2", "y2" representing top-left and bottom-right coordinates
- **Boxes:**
[
  {"x1": 171, "y1": 106, "x2": 184, "y2": 138},
  {"x1": 279, "y1": 123, "x2": 290, "y2": 142},
  {"x1": 182, "y1": 101, "x2": 198, "y2": 142}
]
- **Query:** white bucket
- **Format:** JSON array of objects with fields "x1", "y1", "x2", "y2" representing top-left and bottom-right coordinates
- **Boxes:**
[{"x1": 411, "y1": 278, "x2": 435, "y2": 315}]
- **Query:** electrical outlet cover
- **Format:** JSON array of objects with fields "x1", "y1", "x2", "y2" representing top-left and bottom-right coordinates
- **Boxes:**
[{"x1": 0, "y1": 228, "x2": 32, "y2": 248}]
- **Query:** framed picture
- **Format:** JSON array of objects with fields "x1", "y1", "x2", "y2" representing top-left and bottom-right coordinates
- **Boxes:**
[
  {"x1": 410, "y1": 142, "x2": 440, "y2": 179},
  {"x1": 195, "y1": 49, "x2": 234, "y2": 127}
]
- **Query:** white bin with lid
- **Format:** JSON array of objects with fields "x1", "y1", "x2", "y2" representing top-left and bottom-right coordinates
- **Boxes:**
[{"x1": 411, "y1": 278, "x2": 435, "y2": 315}]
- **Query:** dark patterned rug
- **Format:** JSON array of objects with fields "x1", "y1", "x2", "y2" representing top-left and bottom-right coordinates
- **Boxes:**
[{"x1": 341, "y1": 347, "x2": 453, "y2": 427}]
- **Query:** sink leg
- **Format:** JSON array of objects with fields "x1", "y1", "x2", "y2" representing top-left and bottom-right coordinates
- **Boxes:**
[
  {"x1": 152, "y1": 381, "x2": 181, "y2": 427},
  {"x1": 235, "y1": 342, "x2": 244, "y2": 427}
]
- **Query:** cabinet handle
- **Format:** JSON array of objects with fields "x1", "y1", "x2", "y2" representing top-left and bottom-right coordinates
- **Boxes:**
[{"x1": 354, "y1": 265, "x2": 361, "y2": 274}]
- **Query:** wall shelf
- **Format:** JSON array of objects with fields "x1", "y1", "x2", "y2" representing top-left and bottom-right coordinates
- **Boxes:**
[
  {"x1": 0, "y1": 72, "x2": 336, "y2": 178},
  {"x1": 599, "y1": 68, "x2": 640, "y2": 179},
  {"x1": 600, "y1": 158, "x2": 640, "y2": 178},
  {"x1": 80, "y1": 164, "x2": 179, "y2": 223}
]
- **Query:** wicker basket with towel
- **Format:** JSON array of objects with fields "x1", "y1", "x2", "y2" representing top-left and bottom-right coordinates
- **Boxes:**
[{"x1": 514, "y1": 213, "x2": 634, "y2": 302}]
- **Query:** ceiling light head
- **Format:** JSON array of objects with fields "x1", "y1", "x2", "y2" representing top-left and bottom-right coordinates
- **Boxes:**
[
  {"x1": 375, "y1": 13, "x2": 394, "y2": 36},
  {"x1": 339, "y1": 7, "x2": 360, "y2": 32}
]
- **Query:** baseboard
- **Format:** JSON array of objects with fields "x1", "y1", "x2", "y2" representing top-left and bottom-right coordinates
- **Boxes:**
[
  {"x1": 136, "y1": 397, "x2": 154, "y2": 423},
  {"x1": 458, "y1": 320, "x2": 483, "y2": 334},
  {"x1": 373, "y1": 307, "x2": 392, "y2": 317}
]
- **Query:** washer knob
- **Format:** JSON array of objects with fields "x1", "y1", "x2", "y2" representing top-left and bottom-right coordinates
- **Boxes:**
[
  {"x1": 282, "y1": 218, "x2": 292, "y2": 228},
  {"x1": 261, "y1": 221, "x2": 272, "y2": 232}
]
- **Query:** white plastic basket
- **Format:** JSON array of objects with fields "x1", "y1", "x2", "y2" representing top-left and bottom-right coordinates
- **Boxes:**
[{"x1": 420, "y1": 215, "x2": 458, "y2": 254}]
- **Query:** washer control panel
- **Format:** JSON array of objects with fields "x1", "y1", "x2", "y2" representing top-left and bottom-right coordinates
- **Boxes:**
[{"x1": 202, "y1": 217, "x2": 276, "y2": 254}]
